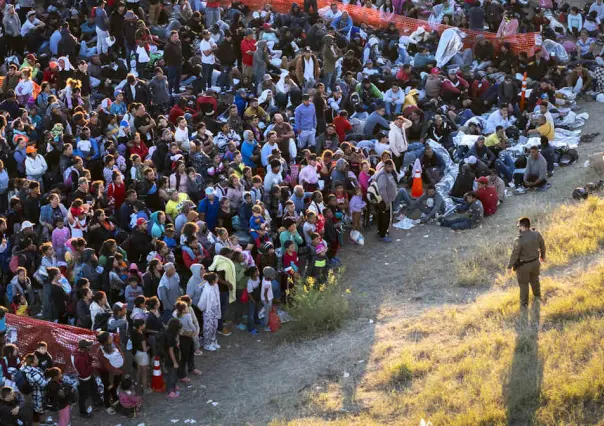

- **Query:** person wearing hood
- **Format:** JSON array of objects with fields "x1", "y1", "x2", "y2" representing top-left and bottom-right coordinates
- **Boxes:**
[
  {"x1": 79, "y1": 248, "x2": 101, "y2": 289},
  {"x1": 149, "y1": 211, "x2": 167, "y2": 239},
  {"x1": 237, "y1": 192, "x2": 254, "y2": 231},
  {"x1": 252, "y1": 40, "x2": 270, "y2": 92},
  {"x1": 289, "y1": 3, "x2": 310, "y2": 34},
  {"x1": 330, "y1": 158, "x2": 350, "y2": 191},
  {"x1": 56, "y1": 56, "x2": 75, "y2": 91},
  {"x1": 158, "y1": 262, "x2": 181, "y2": 323},
  {"x1": 186, "y1": 263, "x2": 206, "y2": 309},
  {"x1": 216, "y1": 31, "x2": 237, "y2": 92},
  {"x1": 126, "y1": 218, "x2": 155, "y2": 263},
  {"x1": 331, "y1": 11, "x2": 353, "y2": 37}
]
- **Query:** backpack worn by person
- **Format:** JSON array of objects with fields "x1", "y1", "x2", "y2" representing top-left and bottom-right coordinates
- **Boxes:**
[
  {"x1": 92, "y1": 312, "x2": 111, "y2": 331},
  {"x1": 13, "y1": 369, "x2": 33, "y2": 394},
  {"x1": 366, "y1": 181, "x2": 383, "y2": 204}
]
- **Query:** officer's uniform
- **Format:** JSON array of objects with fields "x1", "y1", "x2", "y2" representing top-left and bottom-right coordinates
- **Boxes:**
[{"x1": 508, "y1": 228, "x2": 546, "y2": 306}]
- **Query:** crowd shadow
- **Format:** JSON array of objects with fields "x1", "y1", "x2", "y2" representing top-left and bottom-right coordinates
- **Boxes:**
[{"x1": 504, "y1": 301, "x2": 543, "y2": 426}]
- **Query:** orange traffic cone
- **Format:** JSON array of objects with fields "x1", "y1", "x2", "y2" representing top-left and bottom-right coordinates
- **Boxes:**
[
  {"x1": 151, "y1": 356, "x2": 165, "y2": 392},
  {"x1": 411, "y1": 159, "x2": 423, "y2": 198}
]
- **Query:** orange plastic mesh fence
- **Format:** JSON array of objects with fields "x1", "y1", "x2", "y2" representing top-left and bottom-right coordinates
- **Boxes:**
[
  {"x1": 6, "y1": 313, "x2": 98, "y2": 374},
  {"x1": 233, "y1": 0, "x2": 538, "y2": 54}
]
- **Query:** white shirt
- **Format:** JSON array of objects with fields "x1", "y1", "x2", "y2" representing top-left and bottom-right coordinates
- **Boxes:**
[
  {"x1": 303, "y1": 57, "x2": 314, "y2": 81},
  {"x1": 175, "y1": 127, "x2": 190, "y2": 151},
  {"x1": 21, "y1": 18, "x2": 41, "y2": 37},
  {"x1": 261, "y1": 278, "x2": 273, "y2": 303},
  {"x1": 78, "y1": 139, "x2": 92, "y2": 154},
  {"x1": 15, "y1": 79, "x2": 34, "y2": 97},
  {"x1": 200, "y1": 39, "x2": 216, "y2": 64},
  {"x1": 129, "y1": 84, "x2": 136, "y2": 101}
]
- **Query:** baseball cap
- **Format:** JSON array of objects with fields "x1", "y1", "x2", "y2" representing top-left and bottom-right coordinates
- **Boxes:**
[
  {"x1": 26, "y1": 146, "x2": 37, "y2": 154},
  {"x1": 466, "y1": 156, "x2": 477, "y2": 165},
  {"x1": 476, "y1": 176, "x2": 489, "y2": 184},
  {"x1": 20, "y1": 220, "x2": 34, "y2": 230},
  {"x1": 78, "y1": 339, "x2": 94, "y2": 349},
  {"x1": 136, "y1": 218, "x2": 147, "y2": 227},
  {"x1": 205, "y1": 187, "x2": 215, "y2": 196},
  {"x1": 113, "y1": 302, "x2": 125, "y2": 310}
]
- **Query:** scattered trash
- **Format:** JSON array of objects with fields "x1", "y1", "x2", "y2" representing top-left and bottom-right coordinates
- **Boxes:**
[
  {"x1": 393, "y1": 217, "x2": 416, "y2": 230},
  {"x1": 396, "y1": 239, "x2": 401, "y2": 242},
  {"x1": 343, "y1": 372, "x2": 350, "y2": 378},
  {"x1": 423, "y1": 235, "x2": 429, "y2": 238},
  {"x1": 358, "y1": 360, "x2": 365, "y2": 364},
  {"x1": 170, "y1": 420, "x2": 180, "y2": 423},
  {"x1": 137, "y1": 424, "x2": 146, "y2": 426},
  {"x1": 206, "y1": 400, "x2": 213, "y2": 404},
  {"x1": 212, "y1": 402, "x2": 219, "y2": 406},
  {"x1": 584, "y1": 160, "x2": 590, "y2": 168},
  {"x1": 369, "y1": 319, "x2": 374, "y2": 324},
  {"x1": 385, "y1": 262, "x2": 390, "y2": 265}
]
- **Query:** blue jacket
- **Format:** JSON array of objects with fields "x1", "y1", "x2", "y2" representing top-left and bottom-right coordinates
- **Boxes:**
[{"x1": 40, "y1": 203, "x2": 68, "y2": 226}]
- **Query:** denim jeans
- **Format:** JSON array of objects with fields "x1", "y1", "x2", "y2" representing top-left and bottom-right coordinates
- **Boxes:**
[
  {"x1": 247, "y1": 300, "x2": 258, "y2": 331},
  {"x1": 495, "y1": 152, "x2": 516, "y2": 182},
  {"x1": 167, "y1": 65, "x2": 182, "y2": 94},
  {"x1": 441, "y1": 217, "x2": 472, "y2": 230},
  {"x1": 403, "y1": 143, "x2": 426, "y2": 169},
  {"x1": 201, "y1": 63, "x2": 214, "y2": 91},
  {"x1": 205, "y1": 7, "x2": 220, "y2": 28},
  {"x1": 385, "y1": 102, "x2": 403, "y2": 117},
  {"x1": 218, "y1": 290, "x2": 229, "y2": 330},
  {"x1": 217, "y1": 65, "x2": 233, "y2": 90},
  {"x1": 164, "y1": 363, "x2": 178, "y2": 393},
  {"x1": 323, "y1": 72, "x2": 336, "y2": 91},
  {"x1": 161, "y1": 309, "x2": 173, "y2": 324},
  {"x1": 397, "y1": 46, "x2": 410, "y2": 65},
  {"x1": 393, "y1": 188, "x2": 413, "y2": 212}
]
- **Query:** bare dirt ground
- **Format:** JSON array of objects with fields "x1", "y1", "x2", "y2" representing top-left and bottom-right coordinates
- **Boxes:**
[{"x1": 77, "y1": 101, "x2": 604, "y2": 426}]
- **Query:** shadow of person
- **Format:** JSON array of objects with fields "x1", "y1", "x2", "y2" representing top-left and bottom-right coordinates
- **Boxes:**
[{"x1": 504, "y1": 300, "x2": 543, "y2": 426}]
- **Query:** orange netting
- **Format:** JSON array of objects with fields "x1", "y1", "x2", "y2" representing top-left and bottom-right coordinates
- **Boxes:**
[
  {"x1": 6, "y1": 314, "x2": 99, "y2": 374},
  {"x1": 233, "y1": 0, "x2": 539, "y2": 54}
]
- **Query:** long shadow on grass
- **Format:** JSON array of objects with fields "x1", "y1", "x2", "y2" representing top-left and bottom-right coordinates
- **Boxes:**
[{"x1": 504, "y1": 301, "x2": 543, "y2": 426}]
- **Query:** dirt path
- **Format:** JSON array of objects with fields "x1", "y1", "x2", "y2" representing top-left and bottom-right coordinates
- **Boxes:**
[{"x1": 79, "y1": 102, "x2": 604, "y2": 426}]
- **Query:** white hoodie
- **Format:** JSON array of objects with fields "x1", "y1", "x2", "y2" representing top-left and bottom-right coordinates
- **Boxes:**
[{"x1": 25, "y1": 154, "x2": 48, "y2": 177}]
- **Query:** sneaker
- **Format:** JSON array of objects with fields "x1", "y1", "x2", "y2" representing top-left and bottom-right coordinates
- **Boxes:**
[
  {"x1": 508, "y1": 181, "x2": 516, "y2": 188},
  {"x1": 204, "y1": 344, "x2": 217, "y2": 352},
  {"x1": 217, "y1": 328, "x2": 232, "y2": 336},
  {"x1": 249, "y1": 329, "x2": 258, "y2": 335},
  {"x1": 264, "y1": 326, "x2": 271, "y2": 332},
  {"x1": 194, "y1": 349, "x2": 203, "y2": 356},
  {"x1": 167, "y1": 391, "x2": 180, "y2": 399},
  {"x1": 190, "y1": 369, "x2": 202, "y2": 376},
  {"x1": 179, "y1": 377, "x2": 191, "y2": 383},
  {"x1": 380, "y1": 236, "x2": 393, "y2": 243},
  {"x1": 214, "y1": 342, "x2": 221, "y2": 349},
  {"x1": 105, "y1": 407, "x2": 116, "y2": 415},
  {"x1": 236, "y1": 323, "x2": 247, "y2": 331}
]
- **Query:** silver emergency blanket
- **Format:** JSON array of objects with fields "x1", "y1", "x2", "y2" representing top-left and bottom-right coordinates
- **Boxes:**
[
  {"x1": 435, "y1": 28, "x2": 465, "y2": 68},
  {"x1": 427, "y1": 139, "x2": 459, "y2": 212},
  {"x1": 541, "y1": 39, "x2": 570, "y2": 63}
]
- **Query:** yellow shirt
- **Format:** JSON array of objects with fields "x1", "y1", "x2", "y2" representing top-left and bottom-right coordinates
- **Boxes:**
[
  {"x1": 484, "y1": 133, "x2": 502, "y2": 148},
  {"x1": 165, "y1": 193, "x2": 190, "y2": 220},
  {"x1": 536, "y1": 122, "x2": 555, "y2": 141}
]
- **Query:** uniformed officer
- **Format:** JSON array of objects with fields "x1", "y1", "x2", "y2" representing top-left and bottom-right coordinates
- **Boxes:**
[{"x1": 507, "y1": 216, "x2": 546, "y2": 306}]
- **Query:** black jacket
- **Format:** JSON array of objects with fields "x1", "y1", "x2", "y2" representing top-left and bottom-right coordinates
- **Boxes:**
[
  {"x1": 164, "y1": 39, "x2": 183, "y2": 67},
  {"x1": 124, "y1": 81, "x2": 151, "y2": 105},
  {"x1": 215, "y1": 40, "x2": 237, "y2": 66}
]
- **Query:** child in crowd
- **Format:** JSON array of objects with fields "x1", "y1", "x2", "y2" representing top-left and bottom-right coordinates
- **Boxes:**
[
  {"x1": 309, "y1": 232, "x2": 328, "y2": 283},
  {"x1": 261, "y1": 267, "x2": 275, "y2": 332},
  {"x1": 10, "y1": 295, "x2": 28, "y2": 316},
  {"x1": 349, "y1": 186, "x2": 367, "y2": 233},
  {"x1": 117, "y1": 377, "x2": 143, "y2": 417},
  {"x1": 245, "y1": 267, "x2": 261, "y2": 335},
  {"x1": 51, "y1": 218, "x2": 71, "y2": 263},
  {"x1": 46, "y1": 367, "x2": 76, "y2": 426},
  {"x1": 34, "y1": 342, "x2": 54, "y2": 372}
]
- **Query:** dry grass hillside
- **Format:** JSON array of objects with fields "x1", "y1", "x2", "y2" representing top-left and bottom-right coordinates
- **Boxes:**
[{"x1": 276, "y1": 197, "x2": 604, "y2": 426}]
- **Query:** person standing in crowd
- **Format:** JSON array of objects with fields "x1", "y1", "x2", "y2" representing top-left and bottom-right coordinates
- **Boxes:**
[{"x1": 507, "y1": 217, "x2": 546, "y2": 307}]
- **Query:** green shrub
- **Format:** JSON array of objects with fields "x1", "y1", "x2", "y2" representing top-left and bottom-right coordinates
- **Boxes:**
[{"x1": 281, "y1": 272, "x2": 350, "y2": 341}]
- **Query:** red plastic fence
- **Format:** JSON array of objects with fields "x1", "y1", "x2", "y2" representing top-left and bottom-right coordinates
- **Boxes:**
[
  {"x1": 234, "y1": 0, "x2": 539, "y2": 54},
  {"x1": 6, "y1": 314, "x2": 99, "y2": 374}
]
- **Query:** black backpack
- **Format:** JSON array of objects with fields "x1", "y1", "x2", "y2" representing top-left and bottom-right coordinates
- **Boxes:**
[{"x1": 92, "y1": 312, "x2": 111, "y2": 331}]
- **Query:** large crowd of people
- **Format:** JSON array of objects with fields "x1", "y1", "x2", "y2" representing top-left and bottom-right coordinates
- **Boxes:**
[{"x1": 0, "y1": 0, "x2": 596, "y2": 423}]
